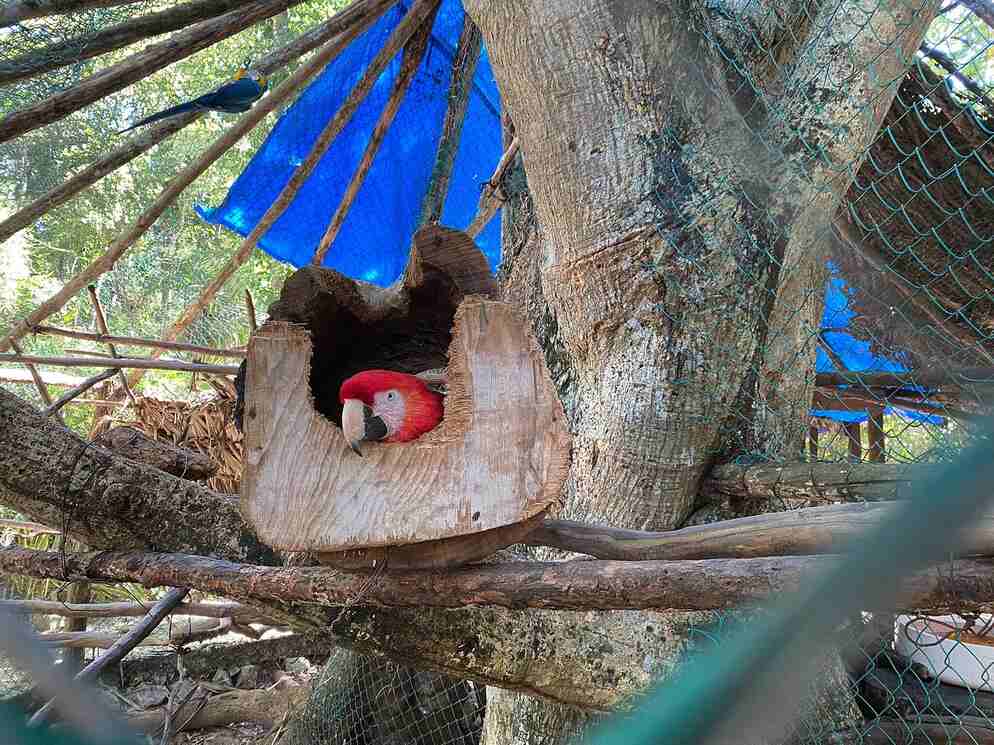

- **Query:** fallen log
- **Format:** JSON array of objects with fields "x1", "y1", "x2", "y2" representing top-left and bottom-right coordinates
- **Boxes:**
[
  {"x1": 4, "y1": 546, "x2": 994, "y2": 615},
  {"x1": 126, "y1": 683, "x2": 310, "y2": 733},
  {"x1": 93, "y1": 426, "x2": 217, "y2": 481}
]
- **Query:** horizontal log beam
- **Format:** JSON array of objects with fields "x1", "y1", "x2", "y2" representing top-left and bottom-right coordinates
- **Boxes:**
[
  {"x1": 527, "y1": 502, "x2": 994, "y2": 560},
  {"x1": 0, "y1": 598, "x2": 266, "y2": 622},
  {"x1": 816, "y1": 368, "x2": 994, "y2": 391},
  {"x1": 32, "y1": 325, "x2": 245, "y2": 358},
  {"x1": 0, "y1": 0, "x2": 141, "y2": 26},
  {"x1": 0, "y1": 352, "x2": 239, "y2": 375},
  {"x1": 3, "y1": 546, "x2": 994, "y2": 615},
  {"x1": 703, "y1": 461, "x2": 937, "y2": 502}
]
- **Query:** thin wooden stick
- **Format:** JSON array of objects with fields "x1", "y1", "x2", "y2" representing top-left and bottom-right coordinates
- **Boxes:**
[
  {"x1": 9, "y1": 340, "x2": 65, "y2": 425},
  {"x1": 0, "y1": 0, "x2": 380, "y2": 247},
  {"x1": 867, "y1": 406, "x2": 886, "y2": 463},
  {"x1": 244, "y1": 290, "x2": 258, "y2": 332},
  {"x1": 43, "y1": 368, "x2": 119, "y2": 416},
  {"x1": 0, "y1": 0, "x2": 263, "y2": 86},
  {"x1": 0, "y1": 352, "x2": 239, "y2": 375},
  {"x1": 0, "y1": 519, "x2": 61, "y2": 535},
  {"x1": 33, "y1": 325, "x2": 245, "y2": 358},
  {"x1": 0, "y1": 0, "x2": 142, "y2": 26},
  {"x1": 844, "y1": 421, "x2": 863, "y2": 462},
  {"x1": 87, "y1": 285, "x2": 137, "y2": 405},
  {"x1": 0, "y1": 599, "x2": 266, "y2": 622},
  {"x1": 466, "y1": 137, "x2": 519, "y2": 238},
  {"x1": 131, "y1": 0, "x2": 441, "y2": 389},
  {"x1": 0, "y1": 0, "x2": 303, "y2": 145},
  {"x1": 312, "y1": 9, "x2": 437, "y2": 264},
  {"x1": 418, "y1": 17, "x2": 481, "y2": 226},
  {"x1": 0, "y1": 0, "x2": 396, "y2": 357},
  {"x1": 29, "y1": 587, "x2": 190, "y2": 727}
]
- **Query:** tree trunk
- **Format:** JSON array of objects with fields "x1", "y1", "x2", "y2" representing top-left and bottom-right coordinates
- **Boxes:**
[{"x1": 464, "y1": 0, "x2": 937, "y2": 742}]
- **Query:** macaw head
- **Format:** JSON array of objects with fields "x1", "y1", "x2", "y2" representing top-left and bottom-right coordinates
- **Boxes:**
[{"x1": 339, "y1": 370, "x2": 445, "y2": 456}]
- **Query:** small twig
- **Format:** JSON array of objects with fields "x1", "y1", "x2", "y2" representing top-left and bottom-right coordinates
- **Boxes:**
[
  {"x1": 10, "y1": 340, "x2": 66, "y2": 426},
  {"x1": 33, "y1": 324, "x2": 246, "y2": 358},
  {"x1": 43, "y1": 368, "x2": 120, "y2": 416},
  {"x1": 29, "y1": 587, "x2": 190, "y2": 727},
  {"x1": 87, "y1": 285, "x2": 137, "y2": 405}
]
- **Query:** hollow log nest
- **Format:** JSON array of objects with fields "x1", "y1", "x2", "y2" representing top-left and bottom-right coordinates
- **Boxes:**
[{"x1": 238, "y1": 225, "x2": 571, "y2": 569}]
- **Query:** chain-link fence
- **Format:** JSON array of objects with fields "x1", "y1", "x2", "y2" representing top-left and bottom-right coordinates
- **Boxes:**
[{"x1": 2, "y1": 0, "x2": 994, "y2": 743}]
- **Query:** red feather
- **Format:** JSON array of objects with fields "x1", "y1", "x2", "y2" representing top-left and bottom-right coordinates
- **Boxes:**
[{"x1": 339, "y1": 370, "x2": 443, "y2": 442}]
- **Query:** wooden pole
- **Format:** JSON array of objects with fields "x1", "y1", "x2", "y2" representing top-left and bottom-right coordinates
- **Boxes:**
[
  {"x1": 32, "y1": 325, "x2": 245, "y2": 358},
  {"x1": 466, "y1": 137, "x2": 519, "y2": 238},
  {"x1": 244, "y1": 290, "x2": 258, "y2": 333},
  {"x1": 43, "y1": 368, "x2": 119, "y2": 416},
  {"x1": 417, "y1": 16, "x2": 482, "y2": 226},
  {"x1": 86, "y1": 285, "x2": 137, "y2": 405},
  {"x1": 311, "y1": 11, "x2": 436, "y2": 264},
  {"x1": 0, "y1": 0, "x2": 385, "y2": 247},
  {"x1": 813, "y1": 389, "x2": 980, "y2": 423},
  {"x1": 62, "y1": 581, "x2": 91, "y2": 672},
  {"x1": 0, "y1": 0, "x2": 265, "y2": 86},
  {"x1": 0, "y1": 0, "x2": 305, "y2": 145},
  {"x1": 807, "y1": 421, "x2": 818, "y2": 460},
  {"x1": 0, "y1": 0, "x2": 142, "y2": 26},
  {"x1": 0, "y1": 353, "x2": 239, "y2": 375},
  {"x1": 867, "y1": 406, "x2": 886, "y2": 463},
  {"x1": 0, "y1": 599, "x2": 266, "y2": 623},
  {"x1": 816, "y1": 368, "x2": 994, "y2": 391},
  {"x1": 29, "y1": 587, "x2": 190, "y2": 727},
  {"x1": 9, "y1": 340, "x2": 65, "y2": 425},
  {"x1": 844, "y1": 421, "x2": 862, "y2": 461},
  {"x1": 0, "y1": 519, "x2": 61, "y2": 535},
  {"x1": 0, "y1": 0, "x2": 396, "y2": 355},
  {"x1": 132, "y1": 0, "x2": 441, "y2": 387}
]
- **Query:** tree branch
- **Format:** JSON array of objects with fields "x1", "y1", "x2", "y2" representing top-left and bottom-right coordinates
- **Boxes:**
[
  {"x1": 32, "y1": 325, "x2": 245, "y2": 358},
  {"x1": 0, "y1": 0, "x2": 304, "y2": 144},
  {"x1": 0, "y1": 0, "x2": 142, "y2": 26},
  {"x1": 0, "y1": 352, "x2": 239, "y2": 375},
  {"x1": 0, "y1": 0, "x2": 265, "y2": 86}
]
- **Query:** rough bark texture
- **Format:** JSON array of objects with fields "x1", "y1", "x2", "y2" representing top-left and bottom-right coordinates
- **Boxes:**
[
  {"x1": 463, "y1": 0, "x2": 938, "y2": 741},
  {"x1": 93, "y1": 426, "x2": 217, "y2": 481},
  {"x1": 0, "y1": 387, "x2": 270, "y2": 562}
]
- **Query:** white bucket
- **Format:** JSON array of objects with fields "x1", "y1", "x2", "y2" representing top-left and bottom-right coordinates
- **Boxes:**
[{"x1": 894, "y1": 614, "x2": 994, "y2": 692}]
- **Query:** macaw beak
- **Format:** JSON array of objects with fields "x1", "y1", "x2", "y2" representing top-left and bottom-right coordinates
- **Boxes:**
[{"x1": 341, "y1": 399, "x2": 388, "y2": 456}]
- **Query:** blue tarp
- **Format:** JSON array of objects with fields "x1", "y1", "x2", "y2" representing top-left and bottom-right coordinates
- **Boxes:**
[
  {"x1": 196, "y1": 0, "x2": 502, "y2": 286},
  {"x1": 813, "y1": 264, "x2": 943, "y2": 425},
  {"x1": 195, "y1": 6, "x2": 942, "y2": 426}
]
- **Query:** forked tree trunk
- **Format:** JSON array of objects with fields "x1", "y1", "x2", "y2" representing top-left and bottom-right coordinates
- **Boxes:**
[{"x1": 464, "y1": 0, "x2": 937, "y2": 742}]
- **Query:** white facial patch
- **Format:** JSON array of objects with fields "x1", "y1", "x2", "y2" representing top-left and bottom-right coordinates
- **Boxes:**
[{"x1": 372, "y1": 389, "x2": 406, "y2": 437}]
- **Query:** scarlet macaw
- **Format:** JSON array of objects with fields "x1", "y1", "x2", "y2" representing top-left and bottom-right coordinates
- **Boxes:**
[
  {"x1": 117, "y1": 68, "x2": 268, "y2": 134},
  {"x1": 339, "y1": 370, "x2": 445, "y2": 456}
]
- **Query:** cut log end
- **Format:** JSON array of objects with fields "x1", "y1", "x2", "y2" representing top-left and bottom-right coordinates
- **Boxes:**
[{"x1": 240, "y1": 226, "x2": 570, "y2": 568}]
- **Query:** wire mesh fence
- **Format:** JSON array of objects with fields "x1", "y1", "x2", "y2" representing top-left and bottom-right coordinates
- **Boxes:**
[{"x1": 2, "y1": 0, "x2": 994, "y2": 742}]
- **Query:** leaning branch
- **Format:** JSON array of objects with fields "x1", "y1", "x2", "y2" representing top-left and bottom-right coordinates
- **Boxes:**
[
  {"x1": 0, "y1": 0, "x2": 303, "y2": 144},
  {"x1": 43, "y1": 367, "x2": 119, "y2": 416},
  {"x1": 0, "y1": 599, "x2": 265, "y2": 622},
  {"x1": 0, "y1": 0, "x2": 141, "y2": 26},
  {"x1": 466, "y1": 137, "x2": 519, "y2": 237},
  {"x1": 3, "y1": 546, "x2": 994, "y2": 615},
  {"x1": 0, "y1": 0, "x2": 263, "y2": 86}
]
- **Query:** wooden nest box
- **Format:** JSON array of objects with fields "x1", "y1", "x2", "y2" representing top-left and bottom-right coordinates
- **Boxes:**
[{"x1": 240, "y1": 226, "x2": 570, "y2": 569}]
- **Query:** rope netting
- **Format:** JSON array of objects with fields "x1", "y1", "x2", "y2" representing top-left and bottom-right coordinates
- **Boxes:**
[{"x1": 3, "y1": 0, "x2": 994, "y2": 744}]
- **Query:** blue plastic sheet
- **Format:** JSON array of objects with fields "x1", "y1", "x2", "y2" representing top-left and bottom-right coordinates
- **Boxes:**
[{"x1": 196, "y1": 0, "x2": 502, "y2": 286}]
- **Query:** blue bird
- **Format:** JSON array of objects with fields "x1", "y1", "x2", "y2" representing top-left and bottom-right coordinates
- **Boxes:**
[{"x1": 117, "y1": 68, "x2": 268, "y2": 134}]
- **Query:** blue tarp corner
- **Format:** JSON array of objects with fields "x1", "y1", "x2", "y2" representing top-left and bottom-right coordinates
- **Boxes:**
[{"x1": 195, "y1": 0, "x2": 503, "y2": 287}]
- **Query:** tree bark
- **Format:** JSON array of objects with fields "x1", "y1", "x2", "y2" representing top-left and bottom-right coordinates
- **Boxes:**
[
  {"x1": 92, "y1": 426, "x2": 217, "y2": 481},
  {"x1": 464, "y1": 0, "x2": 938, "y2": 740}
]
